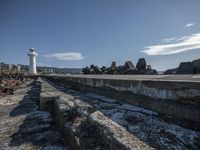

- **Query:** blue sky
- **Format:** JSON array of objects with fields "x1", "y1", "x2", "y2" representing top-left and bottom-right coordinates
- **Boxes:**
[{"x1": 1, "y1": 0, "x2": 200, "y2": 71}]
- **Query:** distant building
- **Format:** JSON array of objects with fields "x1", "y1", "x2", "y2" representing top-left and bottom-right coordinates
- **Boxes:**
[
  {"x1": 9, "y1": 64, "x2": 18, "y2": 71},
  {"x1": 42, "y1": 68, "x2": 54, "y2": 74},
  {"x1": 0, "y1": 63, "x2": 10, "y2": 73},
  {"x1": 18, "y1": 64, "x2": 29, "y2": 73},
  {"x1": 17, "y1": 65, "x2": 21, "y2": 72}
]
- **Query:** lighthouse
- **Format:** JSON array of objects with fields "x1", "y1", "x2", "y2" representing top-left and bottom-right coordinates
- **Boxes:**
[{"x1": 27, "y1": 48, "x2": 38, "y2": 74}]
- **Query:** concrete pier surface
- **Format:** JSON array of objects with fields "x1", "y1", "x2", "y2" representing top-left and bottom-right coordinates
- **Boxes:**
[
  {"x1": 50, "y1": 74, "x2": 200, "y2": 82},
  {"x1": 0, "y1": 79, "x2": 69, "y2": 150}
]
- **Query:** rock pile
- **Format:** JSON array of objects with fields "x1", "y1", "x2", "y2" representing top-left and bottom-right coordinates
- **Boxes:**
[
  {"x1": 82, "y1": 58, "x2": 158, "y2": 75},
  {"x1": 0, "y1": 72, "x2": 28, "y2": 98},
  {"x1": 176, "y1": 62, "x2": 194, "y2": 74},
  {"x1": 193, "y1": 59, "x2": 200, "y2": 74},
  {"x1": 163, "y1": 58, "x2": 200, "y2": 74}
]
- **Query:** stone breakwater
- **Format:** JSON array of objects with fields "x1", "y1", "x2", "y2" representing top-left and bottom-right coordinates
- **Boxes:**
[
  {"x1": 1, "y1": 76, "x2": 200, "y2": 150},
  {"x1": 42, "y1": 74, "x2": 200, "y2": 131},
  {"x1": 39, "y1": 77, "x2": 199, "y2": 150},
  {"x1": 82, "y1": 58, "x2": 158, "y2": 75}
]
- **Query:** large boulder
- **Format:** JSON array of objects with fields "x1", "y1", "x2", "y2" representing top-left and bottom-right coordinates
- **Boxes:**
[
  {"x1": 136, "y1": 58, "x2": 146, "y2": 70},
  {"x1": 106, "y1": 62, "x2": 117, "y2": 74},
  {"x1": 89, "y1": 68, "x2": 95, "y2": 74},
  {"x1": 176, "y1": 62, "x2": 194, "y2": 74},
  {"x1": 123, "y1": 61, "x2": 136, "y2": 74},
  {"x1": 146, "y1": 69, "x2": 158, "y2": 75},
  {"x1": 193, "y1": 59, "x2": 200, "y2": 74},
  {"x1": 146, "y1": 65, "x2": 152, "y2": 70},
  {"x1": 90, "y1": 64, "x2": 95, "y2": 69},
  {"x1": 82, "y1": 67, "x2": 90, "y2": 74},
  {"x1": 93, "y1": 66, "x2": 102, "y2": 74},
  {"x1": 163, "y1": 68, "x2": 177, "y2": 74},
  {"x1": 101, "y1": 66, "x2": 107, "y2": 73},
  {"x1": 124, "y1": 61, "x2": 135, "y2": 70},
  {"x1": 105, "y1": 68, "x2": 111, "y2": 74},
  {"x1": 116, "y1": 66, "x2": 125, "y2": 74},
  {"x1": 89, "y1": 64, "x2": 102, "y2": 74},
  {"x1": 110, "y1": 61, "x2": 117, "y2": 70}
]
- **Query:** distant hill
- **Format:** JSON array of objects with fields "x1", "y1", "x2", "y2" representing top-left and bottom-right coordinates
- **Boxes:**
[
  {"x1": 51, "y1": 67, "x2": 82, "y2": 74},
  {"x1": 37, "y1": 66, "x2": 82, "y2": 74}
]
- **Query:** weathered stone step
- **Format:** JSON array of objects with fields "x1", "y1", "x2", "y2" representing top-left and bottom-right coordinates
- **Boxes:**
[
  {"x1": 89, "y1": 111, "x2": 154, "y2": 150},
  {"x1": 39, "y1": 78, "x2": 156, "y2": 150}
]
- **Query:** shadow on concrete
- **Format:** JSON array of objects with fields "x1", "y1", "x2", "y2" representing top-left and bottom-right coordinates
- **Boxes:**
[
  {"x1": 9, "y1": 81, "x2": 39, "y2": 117},
  {"x1": 9, "y1": 79, "x2": 67, "y2": 149}
]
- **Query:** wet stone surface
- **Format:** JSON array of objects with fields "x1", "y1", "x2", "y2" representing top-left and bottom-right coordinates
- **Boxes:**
[{"x1": 0, "y1": 80, "x2": 69, "y2": 150}]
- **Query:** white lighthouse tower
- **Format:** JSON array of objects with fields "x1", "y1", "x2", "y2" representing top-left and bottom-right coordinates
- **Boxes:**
[{"x1": 27, "y1": 48, "x2": 38, "y2": 74}]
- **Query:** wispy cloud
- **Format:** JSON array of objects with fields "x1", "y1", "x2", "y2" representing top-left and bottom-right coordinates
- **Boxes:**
[
  {"x1": 43, "y1": 52, "x2": 84, "y2": 60},
  {"x1": 142, "y1": 33, "x2": 200, "y2": 55},
  {"x1": 185, "y1": 23, "x2": 195, "y2": 28},
  {"x1": 162, "y1": 37, "x2": 177, "y2": 43}
]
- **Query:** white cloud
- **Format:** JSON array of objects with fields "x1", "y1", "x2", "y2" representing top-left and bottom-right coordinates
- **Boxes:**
[
  {"x1": 162, "y1": 37, "x2": 177, "y2": 43},
  {"x1": 43, "y1": 52, "x2": 84, "y2": 60},
  {"x1": 185, "y1": 23, "x2": 195, "y2": 28},
  {"x1": 176, "y1": 36, "x2": 189, "y2": 42},
  {"x1": 142, "y1": 33, "x2": 200, "y2": 55}
]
